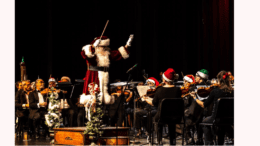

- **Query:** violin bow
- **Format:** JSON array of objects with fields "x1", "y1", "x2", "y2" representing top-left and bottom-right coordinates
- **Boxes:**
[{"x1": 181, "y1": 72, "x2": 184, "y2": 78}]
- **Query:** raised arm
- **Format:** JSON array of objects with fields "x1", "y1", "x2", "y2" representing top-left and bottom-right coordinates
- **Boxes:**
[{"x1": 81, "y1": 45, "x2": 95, "y2": 59}]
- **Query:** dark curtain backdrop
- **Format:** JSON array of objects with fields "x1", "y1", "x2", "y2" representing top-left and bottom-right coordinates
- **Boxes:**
[{"x1": 15, "y1": 0, "x2": 233, "y2": 84}]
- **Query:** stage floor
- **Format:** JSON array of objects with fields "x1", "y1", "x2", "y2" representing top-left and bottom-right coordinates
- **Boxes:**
[{"x1": 15, "y1": 134, "x2": 184, "y2": 145}]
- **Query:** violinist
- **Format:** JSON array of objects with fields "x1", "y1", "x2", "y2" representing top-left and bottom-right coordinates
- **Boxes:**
[
  {"x1": 28, "y1": 79, "x2": 49, "y2": 139},
  {"x1": 109, "y1": 79, "x2": 132, "y2": 127},
  {"x1": 152, "y1": 68, "x2": 181, "y2": 145},
  {"x1": 15, "y1": 80, "x2": 31, "y2": 137},
  {"x1": 135, "y1": 77, "x2": 160, "y2": 137},
  {"x1": 189, "y1": 69, "x2": 210, "y2": 144},
  {"x1": 195, "y1": 69, "x2": 210, "y2": 85},
  {"x1": 190, "y1": 70, "x2": 234, "y2": 145},
  {"x1": 180, "y1": 75, "x2": 200, "y2": 145}
]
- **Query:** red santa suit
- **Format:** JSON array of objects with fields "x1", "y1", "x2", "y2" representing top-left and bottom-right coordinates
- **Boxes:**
[{"x1": 80, "y1": 36, "x2": 130, "y2": 104}]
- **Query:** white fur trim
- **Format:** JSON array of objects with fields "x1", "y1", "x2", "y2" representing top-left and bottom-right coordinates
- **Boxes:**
[
  {"x1": 95, "y1": 38, "x2": 110, "y2": 47},
  {"x1": 82, "y1": 45, "x2": 95, "y2": 58},
  {"x1": 196, "y1": 71, "x2": 209, "y2": 79},
  {"x1": 80, "y1": 94, "x2": 92, "y2": 105},
  {"x1": 98, "y1": 71, "x2": 115, "y2": 104},
  {"x1": 95, "y1": 47, "x2": 110, "y2": 67},
  {"x1": 48, "y1": 78, "x2": 56, "y2": 82},
  {"x1": 162, "y1": 73, "x2": 173, "y2": 82},
  {"x1": 118, "y1": 46, "x2": 129, "y2": 59},
  {"x1": 184, "y1": 76, "x2": 193, "y2": 83},
  {"x1": 146, "y1": 79, "x2": 155, "y2": 85}
]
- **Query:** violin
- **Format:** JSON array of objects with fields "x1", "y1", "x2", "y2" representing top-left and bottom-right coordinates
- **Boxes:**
[
  {"x1": 195, "y1": 83, "x2": 220, "y2": 97},
  {"x1": 41, "y1": 88, "x2": 67, "y2": 95},
  {"x1": 180, "y1": 82, "x2": 195, "y2": 96},
  {"x1": 135, "y1": 83, "x2": 164, "y2": 102}
]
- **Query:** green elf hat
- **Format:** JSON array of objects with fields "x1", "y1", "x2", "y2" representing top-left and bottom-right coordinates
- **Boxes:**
[{"x1": 196, "y1": 69, "x2": 209, "y2": 79}]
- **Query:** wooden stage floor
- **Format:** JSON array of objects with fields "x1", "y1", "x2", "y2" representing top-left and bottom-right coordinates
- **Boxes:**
[{"x1": 15, "y1": 133, "x2": 184, "y2": 145}]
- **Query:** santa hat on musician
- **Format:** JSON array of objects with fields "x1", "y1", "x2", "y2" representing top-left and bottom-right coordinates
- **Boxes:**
[
  {"x1": 183, "y1": 75, "x2": 195, "y2": 83},
  {"x1": 91, "y1": 36, "x2": 110, "y2": 47},
  {"x1": 163, "y1": 68, "x2": 178, "y2": 82},
  {"x1": 146, "y1": 77, "x2": 159, "y2": 86},
  {"x1": 48, "y1": 77, "x2": 56, "y2": 83}
]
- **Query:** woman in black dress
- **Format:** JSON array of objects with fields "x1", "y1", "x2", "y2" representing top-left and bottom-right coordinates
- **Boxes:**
[
  {"x1": 152, "y1": 68, "x2": 182, "y2": 145},
  {"x1": 190, "y1": 70, "x2": 234, "y2": 145}
]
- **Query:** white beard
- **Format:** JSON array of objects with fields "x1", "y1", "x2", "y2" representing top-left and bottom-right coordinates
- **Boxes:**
[{"x1": 95, "y1": 47, "x2": 110, "y2": 67}]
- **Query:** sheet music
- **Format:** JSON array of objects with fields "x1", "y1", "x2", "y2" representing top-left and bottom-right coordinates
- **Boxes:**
[{"x1": 136, "y1": 86, "x2": 155, "y2": 101}]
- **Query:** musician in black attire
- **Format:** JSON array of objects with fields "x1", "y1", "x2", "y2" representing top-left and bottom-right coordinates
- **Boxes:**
[
  {"x1": 29, "y1": 79, "x2": 49, "y2": 139},
  {"x1": 135, "y1": 77, "x2": 160, "y2": 137},
  {"x1": 57, "y1": 77, "x2": 78, "y2": 127},
  {"x1": 191, "y1": 70, "x2": 234, "y2": 145},
  {"x1": 108, "y1": 79, "x2": 132, "y2": 127},
  {"x1": 185, "y1": 69, "x2": 210, "y2": 144},
  {"x1": 153, "y1": 68, "x2": 182, "y2": 145},
  {"x1": 180, "y1": 75, "x2": 198, "y2": 144},
  {"x1": 15, "y1": 80, "x2": 31, "y2": 137},
  {"x1": 15, "y1": 81, "x2": 22, "y2": 135}
]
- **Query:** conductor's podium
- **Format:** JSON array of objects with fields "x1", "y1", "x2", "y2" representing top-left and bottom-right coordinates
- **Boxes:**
[{"x1": 53, "y1": 127, "x2": 130, "y2": 145}]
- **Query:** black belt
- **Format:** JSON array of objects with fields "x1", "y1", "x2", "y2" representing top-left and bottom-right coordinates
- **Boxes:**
[{"x1": 89, "y1": 66, "x2": 109, "y2": 72}]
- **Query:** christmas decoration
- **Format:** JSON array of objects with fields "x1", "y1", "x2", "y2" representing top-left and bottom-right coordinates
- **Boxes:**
[{"x1": 44, "y1": 87, "x2": 62, "y2": 144}]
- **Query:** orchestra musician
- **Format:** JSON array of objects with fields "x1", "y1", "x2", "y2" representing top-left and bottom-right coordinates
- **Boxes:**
[
  {"x1": 59, "y1": 76, "x2": 78, "y2": 127},
  {"x1": 190, "y1": 70, "x2": 234, "y2": 145},
  {"x1": 15, "y1": 80, "x2": 31, "y2": 137},
  {"x1": 187, "y1": 69, "x2": 210, "y2": 145},
  {"x1": 135, "y1": 77, "x2": 160, "y2": 137},
  {"x1": 28, "y1": 79, "x2": 49, "y2": 139},
  {"x1": 195, "y1": 69, "x2": 210, "y2": 85},
  {"x1": 109, "y1": 79, "x2": 133, "y2": 127},
  {"x1": 152, "y1": 68, "x2": 182, "y2": 145},
  {"x1": 15, "y1": 81, "x2": 22, "y2": 135},
  {"x1": 181, "y1": 75, "x2": 197, "y2": 144}
]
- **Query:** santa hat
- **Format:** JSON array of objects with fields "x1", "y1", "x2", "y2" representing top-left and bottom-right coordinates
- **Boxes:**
[
  {"x1": 48, "y1": 77, "x2": 56, "y2": 83},
  {"x1": 61, "y1": 76, "x2": 71, "y2": 82},
  {"x1": 91, "y1": 36, "x2": 110, "y2": 47},
  {"x1": 196, "y1": 69, "x2": 209, "y2": 79},
  {"x1": 183, "y1": 75, "x2": 195, "y2": 83},
  {"x1": 162, "y1": 68, "x2": 176, "y2": 82},
  {"x1": 146, "y1": 77, "x2": 159, "y2": 86}
]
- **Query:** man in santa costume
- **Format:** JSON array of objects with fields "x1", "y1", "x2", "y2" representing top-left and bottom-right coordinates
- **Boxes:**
[{"x1": 80, "y1": 35, "x2": 133, "y2": 105}]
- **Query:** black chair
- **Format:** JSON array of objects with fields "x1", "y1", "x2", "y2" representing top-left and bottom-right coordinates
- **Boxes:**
[
  {"x1": 199, "y1": 97, "x2": 234, "y2": 144},
  {"x1": 151, "y1": 98, "x2": 185, "y2": 145}
]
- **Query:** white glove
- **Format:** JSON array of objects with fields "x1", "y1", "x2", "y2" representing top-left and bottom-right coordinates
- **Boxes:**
[
  {"x1": 93, "y1": 39, "x2": 101, "y2": 47},
  {"x1": 126, "y1": 34, "x2": 134, "y2": 47}
]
